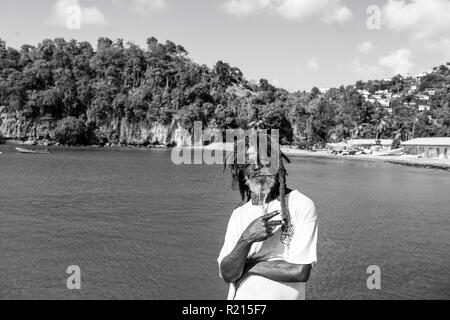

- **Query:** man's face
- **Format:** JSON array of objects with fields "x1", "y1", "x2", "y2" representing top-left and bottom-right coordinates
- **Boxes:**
[
  {"x1": 243, "y1": 144, "x2": 280, "y2": 202},
  {"x1": 245, "y1": 173, "x2": 277, "y2": 198},
  {"x1": 245, "y1": 144, "x2": 280, "y2": 176}
]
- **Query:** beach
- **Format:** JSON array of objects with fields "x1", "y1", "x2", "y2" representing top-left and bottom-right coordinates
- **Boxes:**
[{"x1": 281, "y1": 147, "x2": 450, "y2": 171}]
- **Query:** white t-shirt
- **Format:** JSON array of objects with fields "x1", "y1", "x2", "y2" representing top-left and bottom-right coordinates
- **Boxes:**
[{"x1": 217, "y1": 190, "x2": 318, "y2": 300}]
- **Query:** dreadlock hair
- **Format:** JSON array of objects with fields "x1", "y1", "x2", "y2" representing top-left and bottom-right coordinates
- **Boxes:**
[{"x1": 224, "y1": 132, "x2": 292, "y2": 231}]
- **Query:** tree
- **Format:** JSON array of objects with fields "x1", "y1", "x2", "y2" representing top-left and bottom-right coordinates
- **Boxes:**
[
  {"x1": 54, "y1": 116, "x2": 89, "y2": 145},
  {"x1": 213, "y1": 61, "x2": 243, "y2": 88},
  {"x1": 0, "y1": 36, "x2": 449, "y2": 148}
]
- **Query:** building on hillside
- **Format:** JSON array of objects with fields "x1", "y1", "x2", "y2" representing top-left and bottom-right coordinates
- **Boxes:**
[
  {"x1": 402, "y1": 138, "x2": 450, "y2": 158},
  {"x1": 408, "y1": 85, "x2": 417, "y2": 94},
  {"x1": 413, "y1": 72, "x2": 429, "y2": 83},
  {"x1": 404, "y1": 102, "x2": 417, "y2": 108},
  {"x1": 357, "y1": 89, "x2": 370, "y2": 96},
  {"x1": 416, "y1": 94, "x2": 430, "y2": 102},
  {"x1": 379, "y1": 99, "x2": 391, "y2": 107},
  {"x1": 347, "y1": 139, "x2": 393, "y2": 149},
  {"x1": 418, "y1": 105, "x2": 431, "y2": 112}
]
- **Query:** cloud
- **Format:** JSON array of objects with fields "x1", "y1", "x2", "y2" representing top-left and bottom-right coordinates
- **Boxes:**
[
  {"x1": 357, "y1": 41, "x2": 375, "y2": 53},
  {"x1": 222, "y1": 0, "x2": 353, "y2": 23},
  {"x1": 378, "y1": 49, "x2": 414, "y2": 75},
  {"x1": 46, "y1": 0, "x2": 108, "y2": 27},
  {"x1": 223, "y1": 0, "x2": 270, "y2": 16},
  {"x1": 111, "y1": 0, "x2": 167, "y2": 15},
  {"x1": 306, "y1": 57, "x2": 319, "y2": 70},
  {"x1": 383, "y1": 0, "x2": 450, "y2": 39},
  {"x1": 321, "y1": 5, "x2": 353, "y2": 23},
  {"x1": 382, "y1": 0, "x2": 450, "y2": 53},
  {"x1": 352, "y1": 59, "x2": 382, "y2": 80},
  {"x1": 131, "y1": 0, "x2": 167, "y2": 14}
]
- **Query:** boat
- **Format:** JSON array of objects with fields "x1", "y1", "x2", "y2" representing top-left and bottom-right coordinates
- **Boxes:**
[
  {"x1": 372, "y1": 148, "x2": 404, "y2": 157},
  {"x1": 15, "y1": 147, "x2": 50, "y2": 154}
]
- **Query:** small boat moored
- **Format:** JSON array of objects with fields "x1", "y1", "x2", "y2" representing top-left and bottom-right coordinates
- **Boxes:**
[
  {"x1": 372, "y1": 148, "x2": 404, "y2": 157},
  {"x1": 15, "y1": 147, "x2": 50, "y2": 154}
]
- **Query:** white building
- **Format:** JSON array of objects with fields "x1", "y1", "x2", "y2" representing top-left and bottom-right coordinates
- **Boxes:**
[
  {"x1": 413, "y1": 72, "x2": 429, "y2": 83},
  {"x1": 402, "y1": 138, "x2": 450, "y2": 158},
  {"x1": 418, "y1": 105, "x2": 431, "y2": 112},
  {"x1": 425, "y1": 89, "x2": 436, "y2": 96},
  {"x1": 346, "y1": 139, "x2": 394, "y2": 150},
  {"x1": 416, "y1": 94, "x2": 430, "y2": 102},
  {"x1": 379, "y1": 99, "x2": 391, "y2": 107}
]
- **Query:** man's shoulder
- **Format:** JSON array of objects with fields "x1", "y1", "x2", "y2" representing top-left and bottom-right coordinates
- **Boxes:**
[
  {"x1": 288, "y1": 190, "x2": 316, "y2": 220},
  {"x1": 289, "y1": 189, "x2": 315, "y2": 207}
]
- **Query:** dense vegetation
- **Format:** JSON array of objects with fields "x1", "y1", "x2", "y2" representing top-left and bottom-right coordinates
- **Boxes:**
[{"x1": 0, "y1": 37, "x2": 449, "y2": 147}]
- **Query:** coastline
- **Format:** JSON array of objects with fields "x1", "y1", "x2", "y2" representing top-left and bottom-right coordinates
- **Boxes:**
[
  {"x1": 3, "y1": 140, "x2": 450, "y2": 171},
  {"x1": 281, "y1": 147, "x2": 450, "y2": 171}
]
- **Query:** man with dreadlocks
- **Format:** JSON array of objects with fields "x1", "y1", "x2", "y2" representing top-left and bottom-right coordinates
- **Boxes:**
[{"x1": 217, "y1": 133, "x2": 318, "y2": 300}]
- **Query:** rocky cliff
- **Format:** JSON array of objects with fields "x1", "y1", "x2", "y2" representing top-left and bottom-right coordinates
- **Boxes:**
[{"x1": 0, "y1": 106, "x2": 203, "y2": 147}]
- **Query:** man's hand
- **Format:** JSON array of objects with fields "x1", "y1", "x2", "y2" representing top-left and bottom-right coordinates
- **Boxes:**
[
  {"x1": 219, "y1": 211, "x2": 283, "y2": 284},
  {"x1": 241, "y1": 211, "x2": 283, "y2": 243}
]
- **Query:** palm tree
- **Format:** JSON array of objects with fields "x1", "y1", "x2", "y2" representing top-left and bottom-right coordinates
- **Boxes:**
[
  {"x1": 375, "y1": 118, "x2": 388, "y2": 143},
  {"x1": 351, "y1": 123, "x2": 371, "y2": 139},
  {"x1": 248, "y1": 105, "x2": 264, "y2": 131},
  {"x1": 373, "y1": 106, "x2": 391, "y2": 144}
]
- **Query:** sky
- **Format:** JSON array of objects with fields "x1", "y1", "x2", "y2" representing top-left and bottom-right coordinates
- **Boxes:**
[{"x1": 1, "y1": 0, "x2": 450, "y2": 92}]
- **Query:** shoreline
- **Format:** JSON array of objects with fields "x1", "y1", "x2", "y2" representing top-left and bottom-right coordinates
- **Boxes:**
[
  {"x1": 281, "y1": 147, "x2": 450, "y2": 171},
  {"x1": 2, "y1": 140, "x2": 450, "y2": 171}
]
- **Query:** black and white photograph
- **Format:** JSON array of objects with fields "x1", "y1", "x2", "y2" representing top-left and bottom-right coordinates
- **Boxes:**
[{"x1": 0, "y1": 0, "x2": 449, "y2": 304}]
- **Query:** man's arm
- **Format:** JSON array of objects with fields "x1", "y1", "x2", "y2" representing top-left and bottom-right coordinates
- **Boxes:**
[
  {"x1": 245, "y1": 260, "x2": 312, "y2": 283},
  {"x1": 219, "y1": 211, "x2": 282, "y2": 284},
  {"x1": 219, "y1": 237, "x2": 253, "y2": 284}
]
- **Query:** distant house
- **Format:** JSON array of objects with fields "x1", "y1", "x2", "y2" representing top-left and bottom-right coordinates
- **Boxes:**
[
  {"x1": 424, "y1": 89, "x2": 436, "y2": 96},
  {"x1": 416, "y1": 94, "x2": 430, "y2": 101},
  {"x1": 418, "y1": 105, "x2": 431, "y2": 112},
  {"x1": 413, "y1": 72, "x2": 429, "y2": 83},
  {"x1": 379, "y1": 99, "x2": 390, "y2": 107},
  {"x1": 408, "y1": 85, "x2": 417, "y2": 94},
  {"x1": 404, "y1": 102, "x2": 417, "y2": 108},
  {"x1": 347, "y1": 139, "x2": 393, "y2": 148},
  {"x1": 357, "y1": 89, "x2": 370, "y2": 96},
  {"x1": 402, "y1": 138, "x2": 450, "y2": 158}
]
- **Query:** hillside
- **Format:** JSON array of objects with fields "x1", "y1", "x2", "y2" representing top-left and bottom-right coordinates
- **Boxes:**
[{"x1": 0, "y1": 37, "x2": 449, "y2": 148}]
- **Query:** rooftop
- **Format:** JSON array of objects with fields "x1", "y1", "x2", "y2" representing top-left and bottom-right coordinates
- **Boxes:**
[
  {"x1": 347, "y1": 139, "x2": 393, "y2": 146},
  {"x1": 402, "y1": 138, "x2": 450, "y2": 146}
]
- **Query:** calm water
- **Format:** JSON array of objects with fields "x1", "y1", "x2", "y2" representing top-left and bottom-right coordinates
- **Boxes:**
[{"x1": 0, "y1": 144, "x2": 449, "y2": 300}]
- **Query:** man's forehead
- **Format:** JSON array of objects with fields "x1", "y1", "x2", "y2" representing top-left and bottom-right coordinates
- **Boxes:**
[{"x1": 246, "y1": 144, "x2": 277, "y2": 161}]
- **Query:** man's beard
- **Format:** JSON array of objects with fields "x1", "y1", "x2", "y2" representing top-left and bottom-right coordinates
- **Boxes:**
[{"x1": 246, "y1": 175, "x2": 277, "y2": 205}]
